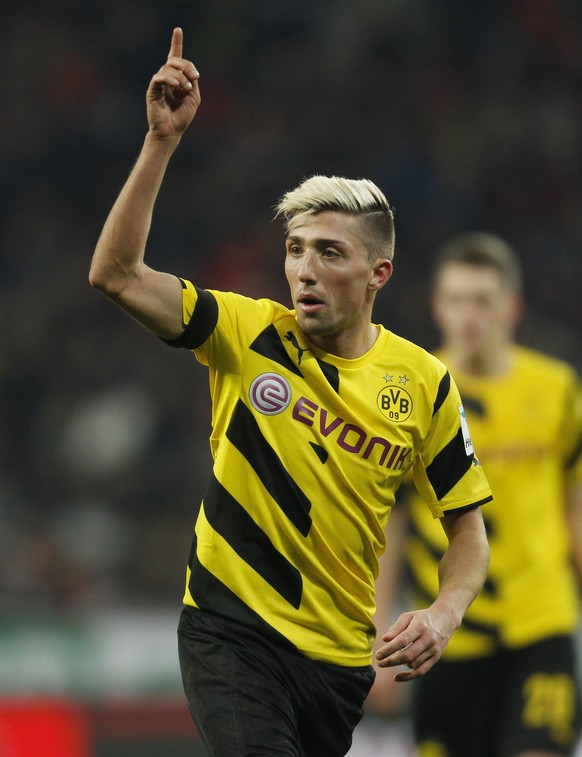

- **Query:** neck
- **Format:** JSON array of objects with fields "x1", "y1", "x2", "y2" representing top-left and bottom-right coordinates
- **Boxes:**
[{"x1": 309, "y1": 323, "x2": 379, "y2": 359}]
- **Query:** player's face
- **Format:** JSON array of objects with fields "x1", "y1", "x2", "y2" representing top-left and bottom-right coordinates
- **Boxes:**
[
  {"x1": 432, "y1": 263, "x2": 520, "y2": 357},
  {"x1": 284, "y1": 211, "x2": 391, "y2": 355}
]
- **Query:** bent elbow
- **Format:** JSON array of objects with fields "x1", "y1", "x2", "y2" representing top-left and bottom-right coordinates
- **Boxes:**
[
  {"x1": 88, "y1": 264, "x2": 105, "y2": 291},
  {"x1": 88, "y1": 261, "x2": 125, "y2": 299}
]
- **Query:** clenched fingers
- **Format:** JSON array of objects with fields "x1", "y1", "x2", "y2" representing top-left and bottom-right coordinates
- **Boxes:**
[
  {"x1": 151, "y1": 27, "x2": 200, "y2": 96},
  {"x1": 375, "y1": 609, "x2": 449, "y2": 680},
  {"x1": 152, "y1": 62, "x2": 199, "y2": 92}
]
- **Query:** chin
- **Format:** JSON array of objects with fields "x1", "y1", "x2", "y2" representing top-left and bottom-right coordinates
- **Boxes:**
[{"x1": 297, "y1": 316, "x2": 326, "y2": 336}]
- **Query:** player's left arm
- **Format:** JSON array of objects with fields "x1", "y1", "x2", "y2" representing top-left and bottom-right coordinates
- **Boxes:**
[
  {"x1": 375, "y1": 505, "x2": 489, "y2": 682},
  {"x1": 365, "y1": 505, "x2": 410, "y2": 714}
]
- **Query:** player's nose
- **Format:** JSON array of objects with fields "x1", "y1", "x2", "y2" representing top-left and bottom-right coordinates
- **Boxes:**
[{"x1": 297, "y1": 251, "x2": 318, "y2": 282}]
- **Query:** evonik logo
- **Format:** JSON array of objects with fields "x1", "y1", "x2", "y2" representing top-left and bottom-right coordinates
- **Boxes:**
[{"x1": 292, "y1": 395, "x2": 411, "y2": 470}]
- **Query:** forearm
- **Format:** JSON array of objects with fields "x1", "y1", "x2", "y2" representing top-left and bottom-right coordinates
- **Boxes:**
[
  {"x1": 432, "y1": 512, "x2": 490, "y2": 631},
  {"x1": 89, "y1": 132, "x2": 180, "y2": 297},
  {"x1": 374, "y1": 507, "x2": 488, "y2": 682},
  {"x1": 89, "y1": 29, "x2": 200, "y2": 339},
  {"x1": 372, "y1": 507, "x2": 406, "y2": 657}
]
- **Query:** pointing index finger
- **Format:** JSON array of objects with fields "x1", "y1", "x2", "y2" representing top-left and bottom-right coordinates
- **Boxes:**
[{"x1": 169, "y1": 27, "x2": 183, "y2": 59}]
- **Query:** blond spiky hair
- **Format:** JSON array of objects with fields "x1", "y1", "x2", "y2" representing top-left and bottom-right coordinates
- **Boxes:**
[{"x1": 275, "y1": 175, "x2": 395, "y2": 261}]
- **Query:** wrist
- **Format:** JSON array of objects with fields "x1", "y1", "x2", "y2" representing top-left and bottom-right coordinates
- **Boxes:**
[
  {"x1": 143, "y1": 130, "x2": 182, "y2": 155},
  {"x1": 429, "y1": 596, "x2": 463, "y2": 633}
]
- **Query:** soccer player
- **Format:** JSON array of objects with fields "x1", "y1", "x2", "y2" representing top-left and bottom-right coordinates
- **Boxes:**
[
  {"x1": 380, "y1": 232, "x2": 582, "y2": 756},
  {"x1": 89, "y1": 28, "x2": 491, "y2": 756}
]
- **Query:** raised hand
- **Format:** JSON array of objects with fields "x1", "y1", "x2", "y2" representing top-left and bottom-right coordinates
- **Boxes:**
[{"x1": 146, "y1": 27, "x2": 201, "y2": 139}]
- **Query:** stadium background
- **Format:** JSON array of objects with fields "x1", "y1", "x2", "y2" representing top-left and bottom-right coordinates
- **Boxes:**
[{"x1": 1, "y1": 1, "x2": 581, "y2": 753}]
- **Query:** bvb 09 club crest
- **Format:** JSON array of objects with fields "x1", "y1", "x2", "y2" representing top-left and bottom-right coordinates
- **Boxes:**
[{"x1": 377, "y1": 384, "x2": 413, "y2": 422}]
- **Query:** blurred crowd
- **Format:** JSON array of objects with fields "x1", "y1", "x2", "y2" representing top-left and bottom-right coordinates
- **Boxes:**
[{"x1": 1, "y1": 0, "x2": 581, "y2": 612}]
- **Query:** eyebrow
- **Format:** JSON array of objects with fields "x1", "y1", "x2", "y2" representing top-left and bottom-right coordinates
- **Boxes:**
[{"x1": 286, "y1": 235, "x2": 347, "y2": 248}]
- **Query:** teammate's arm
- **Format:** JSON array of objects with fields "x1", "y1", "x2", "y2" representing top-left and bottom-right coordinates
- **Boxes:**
[
  {"x1": 375, "y1": 506, "x2": 489, "y2": 682},
  {"x1": 89, "y1": 28, "x2": 201, "y2": 339},
  {"x1": 566, "y1": 481, "x2": 582, "y2": 588}
]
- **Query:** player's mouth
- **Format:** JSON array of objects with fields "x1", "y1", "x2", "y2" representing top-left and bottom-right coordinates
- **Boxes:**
[{"x1": 297, "y1": 293, "x2": 325, "y2": 314}]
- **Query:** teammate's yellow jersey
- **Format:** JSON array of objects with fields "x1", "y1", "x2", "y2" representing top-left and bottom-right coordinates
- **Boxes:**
[
  {"x1": 404, "y1": 346, "x2": 582, "y2": 659},
  {"x1": 167, "y1": 281, "x2": 492, "y2": 666}
]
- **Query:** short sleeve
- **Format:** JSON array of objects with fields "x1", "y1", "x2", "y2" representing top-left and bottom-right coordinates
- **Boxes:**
[
  {"x1": 161, "y1": 278, "x2": 219, "y2": 350},
  {"x1": 412, "y1": 369, "x2": 493, "y2": 518}
]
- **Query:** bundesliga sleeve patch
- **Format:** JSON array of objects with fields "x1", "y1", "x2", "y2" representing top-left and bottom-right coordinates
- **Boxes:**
[
  {"x1": 459, "y1": 404, "x2": 474, "y2": 456},
  {"x1": 249, "y1": 373, "x2": 292, "y2": 415}
]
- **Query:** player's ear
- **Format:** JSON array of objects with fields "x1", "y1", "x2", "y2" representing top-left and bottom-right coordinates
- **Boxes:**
[{"x1": 369, "y1": 258, "x2": 393, "y2": 291}]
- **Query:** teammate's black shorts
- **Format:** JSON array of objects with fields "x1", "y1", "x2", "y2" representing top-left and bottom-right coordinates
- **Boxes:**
[
  {"x1": 177, "y1": 607, "x2": 375, "y2": 757},
  {"x1": 412, "y1": 634, "x2": 581, "y2": 757}
]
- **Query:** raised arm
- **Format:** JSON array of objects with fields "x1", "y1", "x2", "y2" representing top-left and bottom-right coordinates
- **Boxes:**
[
  {"x1": 89, "y1": 28, "x2": 201, "y2": 339},
  {"x1": 375, "y1": 506, "x2": 489, "y2": 682}
]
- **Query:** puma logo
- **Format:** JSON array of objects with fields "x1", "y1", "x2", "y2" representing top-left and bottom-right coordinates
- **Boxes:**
[{"x1": 285, "y1": 331, "x2": 309, "y2": 365}]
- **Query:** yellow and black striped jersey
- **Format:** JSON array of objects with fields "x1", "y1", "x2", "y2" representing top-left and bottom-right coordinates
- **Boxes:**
[
  {"x1": 404, "y1": 346, "x2": 582, "y2": 658},
  {"x1": 167, "y1": 280, "x2": 492, "y2": 666}
]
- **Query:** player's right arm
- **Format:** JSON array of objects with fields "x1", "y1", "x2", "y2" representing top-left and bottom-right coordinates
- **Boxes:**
[{"x1": 89, "y1": 28, "x2": 201, "y2": 340}]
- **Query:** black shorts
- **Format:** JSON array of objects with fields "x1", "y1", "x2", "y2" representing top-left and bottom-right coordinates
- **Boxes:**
[
  {"x1": 177, "y1": 607, "x2": 375, "y2": 757},
  {"x1": 412, "y1": 634, "x2": 581, "y2": 757}
]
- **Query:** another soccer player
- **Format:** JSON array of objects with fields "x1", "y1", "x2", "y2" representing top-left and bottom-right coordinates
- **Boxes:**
[
  {"x1": 377, "y1": 232, "x2": 582, "y2": 756},
  {"x1": 89, "y1": 28, "x2": 491, "y2": 756}
]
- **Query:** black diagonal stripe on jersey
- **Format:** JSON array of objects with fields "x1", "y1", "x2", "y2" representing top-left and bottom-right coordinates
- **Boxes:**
[
  {"x1": 432, "y1": 371, "x2": 451, "y2": 416},
  {"x1": 309, "y1": 442, "x2": 329, "y2": 464},
  {"x1": 426, "y1": 427, "x2": 474, "y2": 500},
  {"x1": 250, "y1": 324, "x2": 304, "y2": 377},
  {"x1": 483, "y1": 511, "x2": 495, "y2": 538},
  {"x1": 226, "y1": 400, "x2": 312, "y2": 535},
  {"x1": 316, "y1": 359, "x2": 340, "y2": 393},
  {"x1": 203, "y1": 474, "x2": 303, "y2": 608},
  {"x1": 566, "y1": 432, "x2": 582, "y2": 470},
  {"x1": 162, "y1": 286, "x2": 219, "y2": 349},
  {"x1": 461, "y1": 395, "x2": 486, "y2": 417},
  {"x1": 186, "y1": 557, "x2": 299, "y2": 653},
  {"x1": 482, "y1": 574, "x2": 497, "y2": 595},
  {"x1": 185, "y1": 500, "x2": 202, "y2": 566}
]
